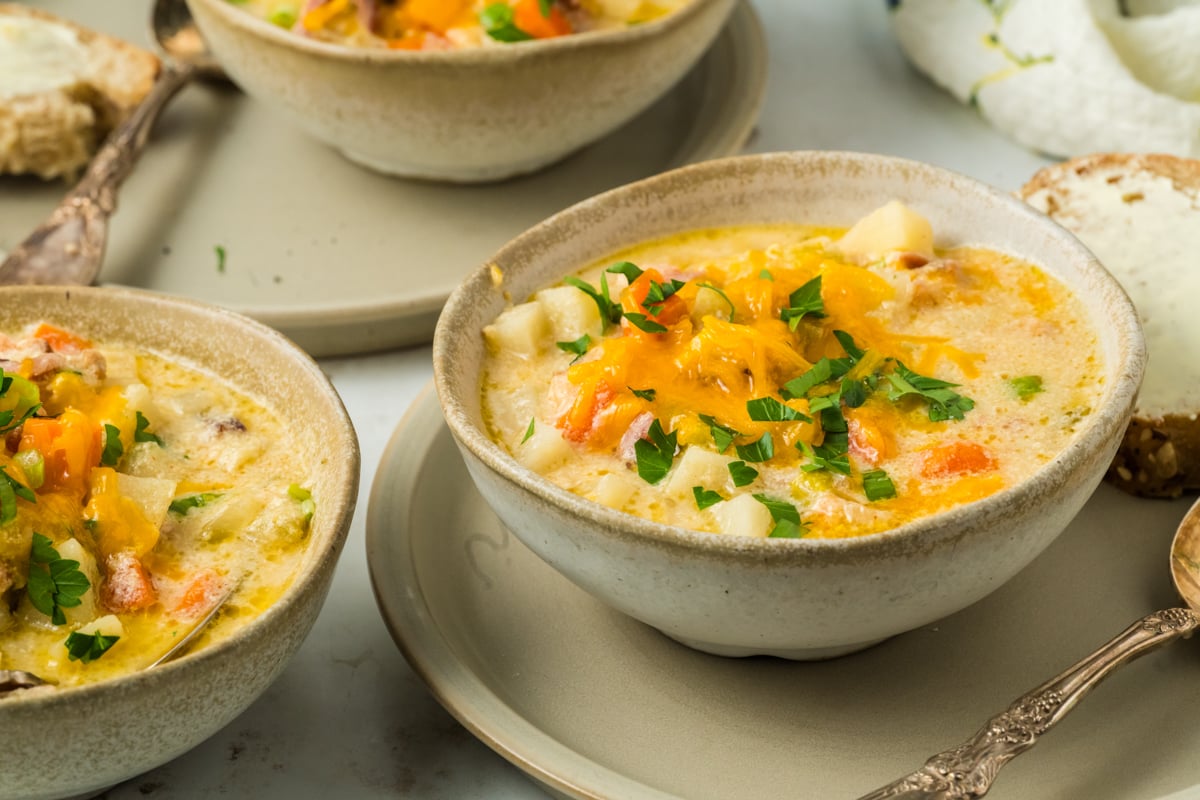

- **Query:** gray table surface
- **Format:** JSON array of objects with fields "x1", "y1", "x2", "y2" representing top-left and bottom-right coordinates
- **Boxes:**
[{"x1": 63, "y1": 0, "x2": 1071, "y2": 795}]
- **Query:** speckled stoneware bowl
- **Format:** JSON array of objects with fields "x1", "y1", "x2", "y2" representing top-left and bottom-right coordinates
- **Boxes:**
[
  {"x1": 433, "y1": 150, "x2": 1146, "y2": 660},
  {"x1": 186, "y1": 0, "x2": 737, "y2": 182},
  {"x1": 0, "y1": 287, "x2": 358, "y2": 800}
]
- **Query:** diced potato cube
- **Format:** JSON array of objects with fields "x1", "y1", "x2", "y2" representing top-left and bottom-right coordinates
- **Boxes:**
[
  {"x1": 55, "y1": 538, "x2": 100, "y2": 626},
  {"x1": 665, "y1": 446, "x2": 733, "y2": 496},
  {"x1": 593, "y1": 472, "x2": 638, "y2": 510},
  {"x1": 692, "y1": 285, "x2": 732, "y2": 322},
  {"x1": 117, "y1": 473, "x2": 178, "y2": 530},
  {"x1": 535, "y1": 286, "x2": 603, "y2": 342},
  {"x1": 836, "y1": 201, "x2": 934, "y2": 262},
  {"x1": 517, "y1": 425, "x2": 573, "y2": 473},
  {"x1": 483, "y1": 302, "x2": 549, "y2": 357},
  {"x1": 75, "y1": 614, "x2": 124, "y2": 639},
  {"x1": 709, "y1": 493, "x2": 772, "y2": 538}
]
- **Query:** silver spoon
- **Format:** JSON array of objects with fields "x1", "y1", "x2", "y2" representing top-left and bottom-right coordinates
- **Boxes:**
[
  {"x1": 860, "y1": 498, "x2": 1200, "y2": 799},
  {"x1": 0, "y1": 0, "x2": 225, "y2": 285}
]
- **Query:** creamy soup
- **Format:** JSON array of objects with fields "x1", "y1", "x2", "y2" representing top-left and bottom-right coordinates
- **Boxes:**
[
  {"x1": 232, "y1": 0, "x2": 687, "y2": 50},
  {"x1": 481, "y1": 203, "x2": 1104, "y2": 539},
  {"x1": 0, "y1": 324, "x2": 314, "y2": 688}
]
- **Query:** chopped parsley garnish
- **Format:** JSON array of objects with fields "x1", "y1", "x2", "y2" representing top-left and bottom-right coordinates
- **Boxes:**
[
  {"x1": 797, "y1": 440, "x2": 852, "y2": 475},
  {"x1": 735, "y1": 432, "x2": 774, "y2": 463},
  {"x1": 169, "y1": 492, "x2": 224, "y2": 516},
  {"x1": 0, "y1": 466, "x2": 35, "y2": 525},
  {"x1": 27, "y1": 533, "x2": 90, "y2": 626},
  {"x1": 288, "y1": 484, "x2": 316, "y2": 522},
  {"x1": 215, "y1": 244, "x2": 227, "y2": 273},
  {"x1": 1010, "y1": 375, "x2": 1044, "y2": 401},
  {"x1": 746, "y1": 397, "x2": 811, "y2": 423},
  {"x1": 629, "y1": 387, "x2": 656, "y2": 402},
  {"x1": 727, "y1": 460, "x2": 759, "y2": 487},
  {"x1": 759, "y1": 269, "x2": 774, "y2": 281},
  {"x1": 886, "y1": 362, "x2": 975, "y2": 422},
  {"x1": 780, "y1": 275, "x2": 826, "y2": 330},
  {"x1": 634, "y1": 419, "x2": 677, "y2": 484},
  {"x1": 692, "y1": 486, "x2": 724, "y2": 510},
  {"x1": 623, "y1": 312, "x2": 668, "y2": 334},
  {"x1": 605, "y1": 261, "x2": 643, "y2": 283},
  {"x1": 752, "y1": 494, "x2": 807, "y2": 538},
  {"x1": 781, "y1": 358, "x2": 851, "y2": 400},
  {"x1": 863, "y1": 469, "x2": 897, "y2": 501},
  {"x1": 480, "y1": 3, "x2": 532, "y2": 41},
  {"x1": 521, "y1": 417, "x2": 536, "y2": 444},
  {"x1": 538, "y1": 0, "x2": 553, "y2": 15},
  {"x1": 833, "y1": 329, "x2": 865, "y2": 362},
  {"x1": 768, "y1": 519, "x2": 805, "y2": 539},
  {"x1": 839, "y1": 376, "x2": 868, "y2": 409},
  {"x1": 556, "y1": 334, "x2": 591, "y2": 362},
  {"x1": 643, "y1": 279, "x2": 686, "y2": 315},
  {"x1": 134, "y1": 411, "x2": 163, "y2": 446},
  {"x1": 0, "y1": 371, "x2": 41, "y2": 434},
  {"x1": 100, "y1": 424, "x2": 123, "y2": 467},
  {"x1": 65, "y1": 630, "x2": 119, "y2": 663},
  {"x1": 698, "y1": 414, "x2": 739, "y2": 453},
  {"x1": 564, "y1": 275, "x2": 622, "y2": 330},
  {"x1": 696, "y1": 282, "x2": 736, "y2": 321}
]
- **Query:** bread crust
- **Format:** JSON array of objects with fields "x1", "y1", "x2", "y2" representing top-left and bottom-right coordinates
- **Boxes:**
[
  {"x1": 0, "y1": 4, "x2": 160, "y2": 179},
  {"x1": 1021, "y1": 152, "x2": 1200, "y2": 498}
]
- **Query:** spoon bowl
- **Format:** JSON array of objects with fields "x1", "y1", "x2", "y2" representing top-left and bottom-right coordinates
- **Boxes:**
[{"x1": 862, "y1": 498, "x2": 1200, "y2": 799}]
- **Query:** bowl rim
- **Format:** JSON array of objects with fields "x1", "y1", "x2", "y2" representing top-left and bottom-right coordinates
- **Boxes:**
[
  {"x1": 187, "y1": 0, "x2": 726, "y2": 64},
  {"x1": 0, "y1": 284, "x2": 360, "y2": 713},
  {"x1": 433, "y1": 150, "x2": 1147, "y2": 564}
]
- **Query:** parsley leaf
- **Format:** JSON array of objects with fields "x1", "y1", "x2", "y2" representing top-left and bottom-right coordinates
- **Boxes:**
[
  {"x1": 480, "y1": 3, "x2": 532, "y2": 41},
  {"x1": 833, "y1": 329, "x2": 865, "y2": 362},
  {"x1": 746, "y1": 397, "x2": 811, "y2": 423},
  {"x1": 768, "y1": 518, "x2": 806, "y2": 538},
  {"x1": 759, "y1": 269, "x2": 774, "y2": 281},
  {"x1": 65, "y1": 630, "x2": 120, "y2": 663},
  {"x1": 780, "y1": 275, "x2": 826, "y2": 330},
  {"x1": 556, "y1": 334, "x2": 591, "y2": 362},
  {"x1": 752, "y1": 494, "x2": 808, "y2": 538},
  {"x1": 634, "y1": 419, "x2": 677, "y2": 484},
  {"x1": 0, "y1": 466, "x2": 35, "y2": 524},
  {"x1": 1010, "y1": 375, "x2": 1044, "y2": 401},
  {"x1": 629, "y1": 387, "x2": 656, "y2": 402},
  {"x1": 100, "y1": 424, "x2": 123, "y2": 467},
  {"x1": 134, "y1": 411, "x2": 163, "y2": 446},
  {"x1": 886, "y1": 362, "x2": 976, "y2": 422},
  {"x1": 797, "y1": 440, "x2": 852, "y2": 475},
  {"x1": 696, "y1": 282, "x2": 736, "y2": 321},
  {"x1": 27, "y1": 533, "x2": 90, "y2": 625},
  {"x1": 521, "y1": 417, "x2": 536, "y2": 444},
  {"x1": 781, "y1": 357, "x2": 851, "y2": 400},
  {"x1": 643, "y1": 279, "x2": 686, "y2": 315},
  {"x1": 169, "y1": 492, "x2": 224, "y2": 516},
  {"x1": 727, "y1": 460, "x2": 759, "y2": 487},
  {"x1": 538, "y1": 0, "x2": 553, "y2": 15},
  {"x1": 839, "y1": 377, "x2": 868, "y2": 409},
  {"x1": 605, "y1": 261, "x2": 643, "y2": 283},
  {"x1": 735, "y1": 432, "x2": 774, "y2": 463},
  {"x1": 698, "y1": 414, "x2": 739, "y2": 453},
  {"x1": 215, "y1": 245, "x2": 227, "y2": 273},
  {"x1": 692, "y1": 486, "x2": 724, "y2": 510},
  {"x1": 863, "y1": 469, "x2": 897, "y2": 501},
  {"x1": 564, "y1": 275, "x2": 622, "y2": 330},
  {"x1": 623, "y1": 312, "x2": 668, "y2": 334}
]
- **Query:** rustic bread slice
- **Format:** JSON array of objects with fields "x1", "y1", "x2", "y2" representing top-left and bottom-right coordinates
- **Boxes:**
[
  {"x1": 1021, "y1": 153, "x2": 1200, "y2": 497},
  {"x1": 0, "y1": 4, "x2": 159, "y2": 179}
]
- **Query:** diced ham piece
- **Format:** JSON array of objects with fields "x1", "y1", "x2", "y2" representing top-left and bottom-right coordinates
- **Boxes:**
[
  {"x1": 102, "y1": 552, "x2": 158, "y2": 613},
  {"x1": 618, "y1": 412, "x2": 655, "y2": 464},
  {"x1": 173, "y1": 570, "x2": 227, "y2": 620}
]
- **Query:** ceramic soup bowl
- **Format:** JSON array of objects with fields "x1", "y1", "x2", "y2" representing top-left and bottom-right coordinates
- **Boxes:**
[{"x1": 433, "y1": 151, "x2": 1144, "y2": 659}]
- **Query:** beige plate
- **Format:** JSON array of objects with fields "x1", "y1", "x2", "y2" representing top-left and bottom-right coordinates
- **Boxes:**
[
  {"x1": 368, "y1": 388, "x2": 1200, "y2": 800},
  {"x1": 0, "y1": 0, "x2": 764, "y2": 358}
]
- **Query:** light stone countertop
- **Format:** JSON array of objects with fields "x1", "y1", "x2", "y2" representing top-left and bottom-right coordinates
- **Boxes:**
[{"x1": 59, "y1": 0, "x2": 1062, "y2": 795}]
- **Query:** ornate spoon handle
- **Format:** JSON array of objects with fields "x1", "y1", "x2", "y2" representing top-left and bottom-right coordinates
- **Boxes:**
[
  {"x1": 0, "y1": 61, "x2": 197, "y2": 285},
  {"x1": 858, "y1": 608, "x2": 1199, "y2": 800}
]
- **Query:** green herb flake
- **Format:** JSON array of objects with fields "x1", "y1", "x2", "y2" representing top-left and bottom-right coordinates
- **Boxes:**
[
  {"x1": 215, "y1": 245, "x2": 227, "y2": 273},
  {"x1": 727, "y1": 460, "x2": 759, "y2": 487},
  {"x1": 556, "y1": 334, "x2": 591, "y2": 362},
  {"x1": 605, "y1": 261, "x2": 644, "y2": 284},
  {"x1": 780, "y1": 275, "x2": 826, "y2": 330},
  {"x1": 168, "y1": 492, "x2": 224, "y2": 516},
  {"x1": 629, "y1": 387, "x2": 656, "y2": 402},
  {"x1": 692, "y1": 486, "x2": 724, "y2": 510},
  {"x1": 100, "y1": 424, "x2": 123, "y2": 467},
  {"x1": 1010, "y1": 375, "x2": 1044, "y2": 401},
  {"x1": 886, "y1": 361, "x2": 976, "y2": 422},
  {"x1": 698, "y1": 414, "x2": 740, "y2": 454},
  {"x1": 758, "y1": 269, "x2": 774, "y2": 281},
  {"x1": 480, "y1": 3, "x2": 532, "y2": 41},
  {"x1": 268, "y1": 4, "x2": 298, "y2": 27},
  {"x1": 564, "y1": 275, "x2": 622, "y2": 330},
  {"x1": 634, "y1": 419, "x2": 677, "y2": 485},
  {"x1": 623, "y1": 312, "x2": 668, "y2": 334},
  {"x1": 65, "y1": 630, "x2": 120, "y2": 663},
  {"x1": 746, "y1": 397, "x2": 811, "y2": 423},
  {"x1": 768, "y1": 518, "x2": 806, "y2": 538},
  {"x1": 643, "y1": 279, "x2": 686, "y2": 315},
  {"x1": 839, "y1": 377, "x2": 868, "y2": 409},
  {"x1": 134, "y1": 411, "x2": 164, "y2": 446},
  {"x1": 538, "y1": 0, "x2": 553, "y2": 15},
  {"x1": 521, "y1": 417, "x2": 536, "y2": 444},
  {"x1": 833, "y1": 329, "x2": 865, "y2": 362},
  {"x1": 0, "y1": 466, "x2": 35, "y2": 524},
  {"x1": 288, "y1": 483, "x2": 316, "y2": 522},
  {"x1": 863, "y1": 469, "x2": 897, "y2": 501},
  {"x1": 27, "y1": 533, "x2": 90, "y2": 625},
  {"x1": 735, "y1": 432, "x2": 774, "y2": 463},
  {"x1": 797, "y1": 440, "x2": 852, "y2": 476}
]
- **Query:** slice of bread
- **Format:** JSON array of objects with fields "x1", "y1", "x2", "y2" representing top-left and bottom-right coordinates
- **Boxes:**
[
  {"x1": 0, "y1": 4, "x2": 159, "y2": 179},
  {"x1": 1021, "y1": 153, "x2": 1200, "y2": 498}
]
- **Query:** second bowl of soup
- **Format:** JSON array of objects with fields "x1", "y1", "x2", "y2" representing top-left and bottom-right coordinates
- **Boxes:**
[{"x1": 434, "y1": 151, "x2": 1144, "y2": 659}]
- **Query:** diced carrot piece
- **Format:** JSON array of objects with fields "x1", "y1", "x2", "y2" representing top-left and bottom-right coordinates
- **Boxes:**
[
  {"x1": 513, "y1": 0, "x2": 572, "y2": 38},
  {"x1": 848, "y1": 418, "x2": 886, "y2": 467},
  {"x1": 174, "y1": 570, "x2": 226, "y2": 619},
  {"x1": 19, "y1": 410, "x2": 101, "y2": 495},
  {"x1": 558, "y1": 379, "x2": 615, "y2": 443},
  {"x1": 102, "y1": 551, "x2": 158, "y2": 613},
  {"x1": 623, "y1": 269, "x2": 688, "y2": 327},
  {"x1": 920, "y1": 441, "x2": 997, "y2": 479},
  {"x1": 32, "y1": 323, "x2": 91, "y2": 353}
]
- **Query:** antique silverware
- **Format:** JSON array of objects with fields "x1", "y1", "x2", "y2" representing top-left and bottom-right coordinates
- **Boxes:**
[
  {"x1": 0, "y1": 0, "x2": 224, "y2": 285},
  {"x1": 859, "y1": 498, "x2": 1200, "y2": 799}
]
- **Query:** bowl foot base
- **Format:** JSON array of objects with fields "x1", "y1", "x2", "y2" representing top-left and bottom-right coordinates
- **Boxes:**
[
  {"x1": 336, "y1": 147, "x2": 564, "y2": 184},
  {"x1": 663, "y1": 632, "x2": 890, "y2": 661}
]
